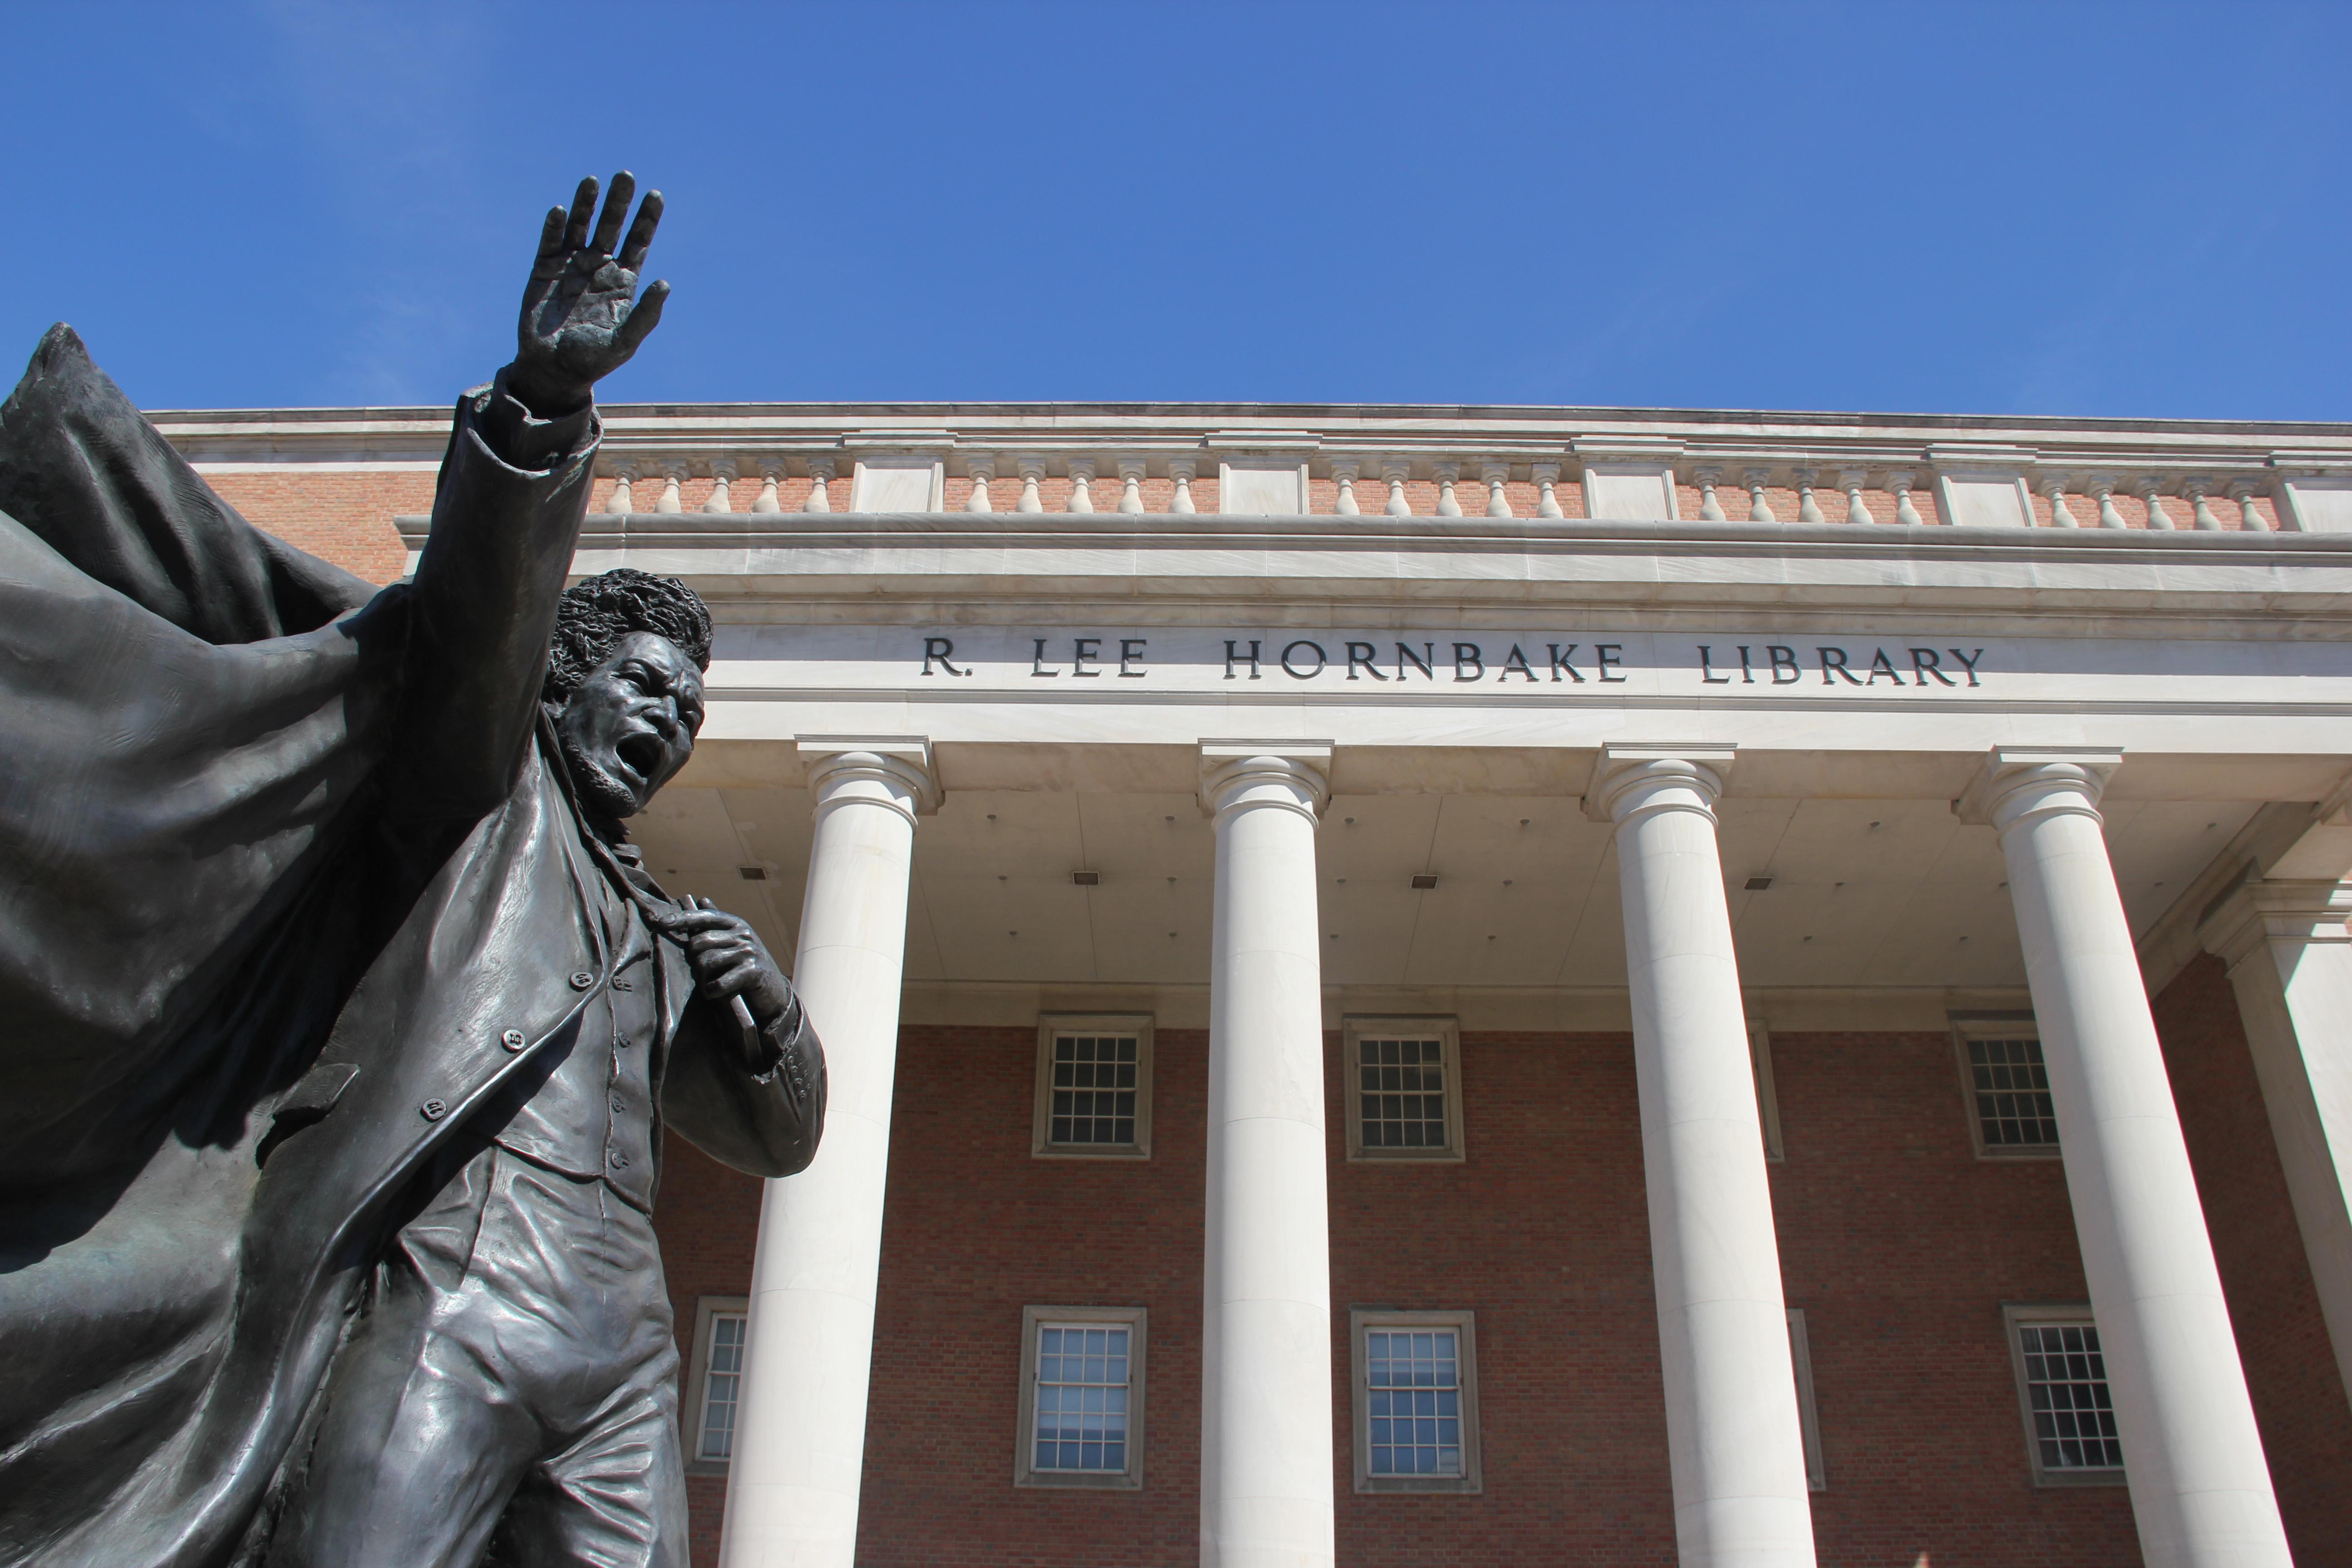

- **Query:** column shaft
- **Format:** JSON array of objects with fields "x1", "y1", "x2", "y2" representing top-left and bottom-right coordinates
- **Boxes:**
[
  {"x1": 2204, "y1": 879, "x2": 2352, "y2": 1397},
  {"x1": 1592, "y1": 747, "x2": 1816, "y2": 1568},
  {"x1": 1199, "y1": 745, "x2": 1336, "y2": 1568},
  {"x1": 1967, "y1": 752, "x2": 2289, "y2": 1568},
  {"x1": 720, "y1": 743, "x2": 935, "y2": 1568}
]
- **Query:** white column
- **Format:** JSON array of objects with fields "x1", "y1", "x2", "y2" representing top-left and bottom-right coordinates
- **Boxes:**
[
  {"x1": 2202, "y1": 877, "x2": 2352, "y2": 1394},
  {"x1": 1958, "y1": 749, "x2": 2289, "y2": 1568},
  {"x1": 720, "y1": 739, "x2": 940, "y2": 1568},
  {"x1": 1586, "y1": 744, "x2": 1816, "y2": 1568},
  {"x1": 1198, "y1": 742, "x2": 1336, "y2": 1568}
]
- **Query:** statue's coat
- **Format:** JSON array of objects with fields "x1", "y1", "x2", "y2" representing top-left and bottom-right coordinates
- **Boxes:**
[{"x1": 0, "y1": 328, "x2": 819, "y2": 1567}]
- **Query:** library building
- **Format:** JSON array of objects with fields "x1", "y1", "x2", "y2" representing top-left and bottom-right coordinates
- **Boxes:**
[{"x1": 167, "y1": 392, "x2": 2352, "y2": 1567}]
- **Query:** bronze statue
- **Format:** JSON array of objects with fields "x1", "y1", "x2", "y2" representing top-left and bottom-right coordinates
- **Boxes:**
[{"x1": 0, "y1": 176, "x2": 822, "y2": 1568}]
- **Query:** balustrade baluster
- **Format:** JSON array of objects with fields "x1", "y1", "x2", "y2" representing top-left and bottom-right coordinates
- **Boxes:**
[
  {"x1": 1382, "y1": 461, "x2": 1412, "y2": 517},
  {"x1": 1482, "y1": 462, "x2": 1514, "y2": 518},
  {"x1": 1534, "y1": 461, "x2": 1566, "y2": 518},
  {"x1": 2136, "y1": 477, "x2": 2176, "y2": 530},
  {"x1": 1886, "y1": 469, "x2": 1926, "y2": 525},
  {"x1": 1016, "y1": 460, "x2": 1046, "y2": 514},
  {"x1": 1692, "y1": 466, "x2": 1726, "y2": 521},
  {"x1": 1839, "y1": 467, "x2": 1871, "y2": 524},
  {"x1": 657, "y1": 462, "x2": 686, "y2": 514},
  {"x1": 2039, "y1": 475, "x2": 2079, "y2": 528},
  {"x1": 2088, "y1": 475, "x2": 2126, "y2": 529},
  {"x1": 1067, "y1": 459, "x2": 1097, "y2": 514},
  {"x1": 1435, "y1": 461, "x2": 1464, "y2": 517},
  {"x1": 752, "y1": 463, "x2": 783, "y2": 513},
  {"x1": 1117, "y1": 459, "x2": 1147, "y2": 515},
  {"x1": 1168, "y1": 459, "x2": 1199, "y2": 514},
  {"x1": 964, "y1": 457, "x2": 996, "y2": 514},
  {"x1": 2229, "y1": 478, "x2": 2269, "y2": 533},
  {"x1": 703, "y1": 460, "x2": 736, "y2": 514},
  {"x1": 2185, "y1": 477, "x2": 2224, "y2": 531},
  {"x1": 1331, "y1": 461, "x2": 1361, "y2": 517},
  {"x1": 804, "y1": 457, "x2": 834, "y2": 514},
  {"x1": 608, "y1": 463, "x2": 636, "y2": 514},
  {"x1": 1795, "y1": 467, "x2": 1826, "y2": 525},
  {"x1": 1744, "y1": 466, "x2": 1777, "y2": 523}
]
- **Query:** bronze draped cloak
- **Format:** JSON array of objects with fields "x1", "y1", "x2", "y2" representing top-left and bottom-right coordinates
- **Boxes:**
[{"x1": 0, "y1": 327, "x2": 821, "y2": 1566}]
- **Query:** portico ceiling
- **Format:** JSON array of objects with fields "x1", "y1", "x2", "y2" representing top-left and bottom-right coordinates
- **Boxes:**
[{"x1": 633, "y1": 779, "x2": 2254, "y2": 995}]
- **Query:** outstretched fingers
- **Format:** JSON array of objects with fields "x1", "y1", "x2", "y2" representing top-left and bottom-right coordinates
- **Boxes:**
[
  {"x1": 616, "y1": 189, "x2": 663, "y2": 272},
  {"x1": 590, "y1": 171, "x2": 636, "y2": 256},
  {"x1": 530, "y1": 206, "x2": 568, "y2": 276},
  {"x1": 561, "y1": 176, "x2": 599, "y2": 252},
  {"x1": 612, "y1": 279, "x2": 668, "y2": 359}
]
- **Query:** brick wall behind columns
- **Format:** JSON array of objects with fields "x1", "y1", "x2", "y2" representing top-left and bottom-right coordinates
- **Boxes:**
[
  {"x1": 656, "y1": 1024, "x2": 2218, "y2": 1566},
  {"x1": 2152, "y1": 954, "x2": 2352, "y2": 1564},
  {"x1": 858, "y1": 1025, "x2": 1207, "y2": 1567},
  {"x1": 1327, "y1": 1031, "x2": 1675, "y2": 1566},
  {"x1": 1764, "y1": 1031, "x2": 2138, "y2": 1566}
]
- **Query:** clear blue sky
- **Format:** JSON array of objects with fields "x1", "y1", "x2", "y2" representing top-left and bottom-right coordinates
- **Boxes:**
[{"x1": 6, "y1": 2, "x2": 2345, "y2": 419}]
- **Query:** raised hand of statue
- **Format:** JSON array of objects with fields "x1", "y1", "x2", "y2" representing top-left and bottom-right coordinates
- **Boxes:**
[{"x1": 508, "y1": 172, "x2": 667, "y2": 415}]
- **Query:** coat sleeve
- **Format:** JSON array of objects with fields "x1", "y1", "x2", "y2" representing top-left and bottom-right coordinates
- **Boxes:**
[
  {"x1": 381, "y1": 371, "x2": 600, "y2": 824},
  {"x1": 661, "y1": 975, "x2": 827, "y2": 1179}
]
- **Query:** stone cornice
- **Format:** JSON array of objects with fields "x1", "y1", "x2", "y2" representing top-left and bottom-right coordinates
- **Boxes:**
[{"x1": 155, "y1": 399, "x2": 2352, "y2": 475}]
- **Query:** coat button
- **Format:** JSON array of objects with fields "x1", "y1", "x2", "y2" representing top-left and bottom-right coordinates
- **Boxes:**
[
  {"x1": 421, "y1": 1099, "x2": 447, "y2": 1121},
  {"x1": 571, "y1": 972, "x2": 595, "y2": 990},
  {"x1": 609, "y1": 1152, "x2": 629, "y2": 1169},
  {"x1": 501, "y1": 1029, "x2": 526, "y2": 1051}
]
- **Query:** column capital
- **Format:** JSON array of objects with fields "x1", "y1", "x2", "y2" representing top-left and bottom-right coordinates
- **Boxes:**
[
  {"x1": 1581, "y1": 742, "x2": 1735, "y2": 826},
  {"x1": 1198, "y1": 740, "x2": 1332, "y2": 822},
  {"x1": 2200, "y1": 878, "x2": 2352, "y2": 970},
  {"x1": 1954, "y1": 746, "x2": 2122, "y2": 831},
  {"x1": 797, "y1": 735, "x2": 941, "y2": 821}
]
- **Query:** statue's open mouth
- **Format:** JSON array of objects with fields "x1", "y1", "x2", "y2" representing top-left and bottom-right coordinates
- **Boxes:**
[{"x1": 615, "y1": 733, "x2": 663, "y2": 785}]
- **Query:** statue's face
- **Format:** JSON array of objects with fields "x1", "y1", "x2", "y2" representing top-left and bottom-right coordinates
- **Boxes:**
[{"x1": 555, "y1": 631, "x2": 705, "y2": 821}]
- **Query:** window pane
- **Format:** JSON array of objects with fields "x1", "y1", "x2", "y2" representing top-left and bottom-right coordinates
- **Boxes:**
[
  {"x1": 1358, "y1": 1038, "x2": 1448, "y2": 1152},
  {"x1": 1365, "y1": 1327, "x2": 1464, "y2": 1477},
  {"x1": 1047, "y1": 1036, "x2": 1144, "y2": 1146},
  {"x1": 1034, "y1": 1323, "x2": 1133, "y2": 1472},
  {"x1": 697, "y1": 1313, "x2": 747, "y2": 1461},
  {"x1": 2019, "y1": 1322, "x2": 2124, "y2": 1470},
  {"x1": 1970, "y1": 1037, "x2": 2059, "y2": 1147}
]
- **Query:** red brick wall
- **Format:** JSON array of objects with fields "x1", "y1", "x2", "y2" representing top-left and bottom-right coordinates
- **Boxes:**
[
  {"x1": 2152, "y1": 955, "x2": 2352, "y2": 1563},
  {"x1": 651, "y1": 1023, "x2": 2243, "y2": 1566},
  {"x1": 1765, "y1": 1030, "x2": 2139, "y2": 1566},
  {"x1": 201, "y1": 468, "x2": 423, "y2": 584}
]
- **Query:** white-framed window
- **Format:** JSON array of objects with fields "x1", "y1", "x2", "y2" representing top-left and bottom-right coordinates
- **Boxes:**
[
  {"x1": 1014, "y1": 1305, "x2": 1147, "y2": 1490},
  {"x1": 1750, "y1": 1021, "x2": 1785, "y2": 1161},
  {"x1": 1343, "y1": 1016, "x2": 1465, "y2": 1162},
  {"x1": 684, "y1": 1296, "x2": 750, "y2": 1472},
  {"x1": 1348, "y1": 1309, "x2": 1482, "y2": 1493},
  {"x1": 1786, "y1": 1308, "x2": 1826, "y2": 1491},
  {"x1": 1952, "y1": 1014, "x2": 2060, "y2": 1159},
  {"x1": 2003, "y1": 1304, "x2": 2127, "y2": 1486},
  {"x1": 1033, "y1": 1014, "x2": 1154, "y2": 1159}
]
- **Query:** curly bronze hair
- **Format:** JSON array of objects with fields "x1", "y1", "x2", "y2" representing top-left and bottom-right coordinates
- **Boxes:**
[{"x1": 541, "y1": 568, "x2": 712, "y2": 704}]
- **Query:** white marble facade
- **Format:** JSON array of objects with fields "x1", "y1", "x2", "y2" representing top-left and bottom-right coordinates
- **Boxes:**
[{"x1": 186, "y1": 396, "x2": 2352, "y2": 1568}]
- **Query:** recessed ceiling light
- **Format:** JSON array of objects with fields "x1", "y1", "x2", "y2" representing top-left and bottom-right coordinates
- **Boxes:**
[
  {"x1": 1411, "y1": 873, "x2": 1439, "y2": 890},
  {"x1": 1744, "y1": 876, "x2": 1773, "y2": 891},
  {"x1": 738, "y1": 866, "x2": 766, "y2": 881},
  {"x1": 1072, "y1": 871, "x2": 1100, "y2": 886}
]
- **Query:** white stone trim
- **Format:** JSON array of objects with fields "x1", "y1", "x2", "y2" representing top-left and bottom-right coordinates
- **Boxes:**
[
  {"x1": 1341, "y1": 1015, "x2": 1466, "y2": 1163},
  {"x1": 2001, "y1": 1303, "x2": 2127, "y2": 1488},
  {"x1": 1030, "y1": 1013, "x2": 1155, "y2": 1160},
  {"x1": 686, "y1": 1294, "x2": 750, "y2": 1474},
  {"x1": 1014, "y1": 1304, "x2": 1148, "y2": 1491},
  {"x1": 1348, "y1": 1308, "x2": 1483, "y2": 1494}
]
